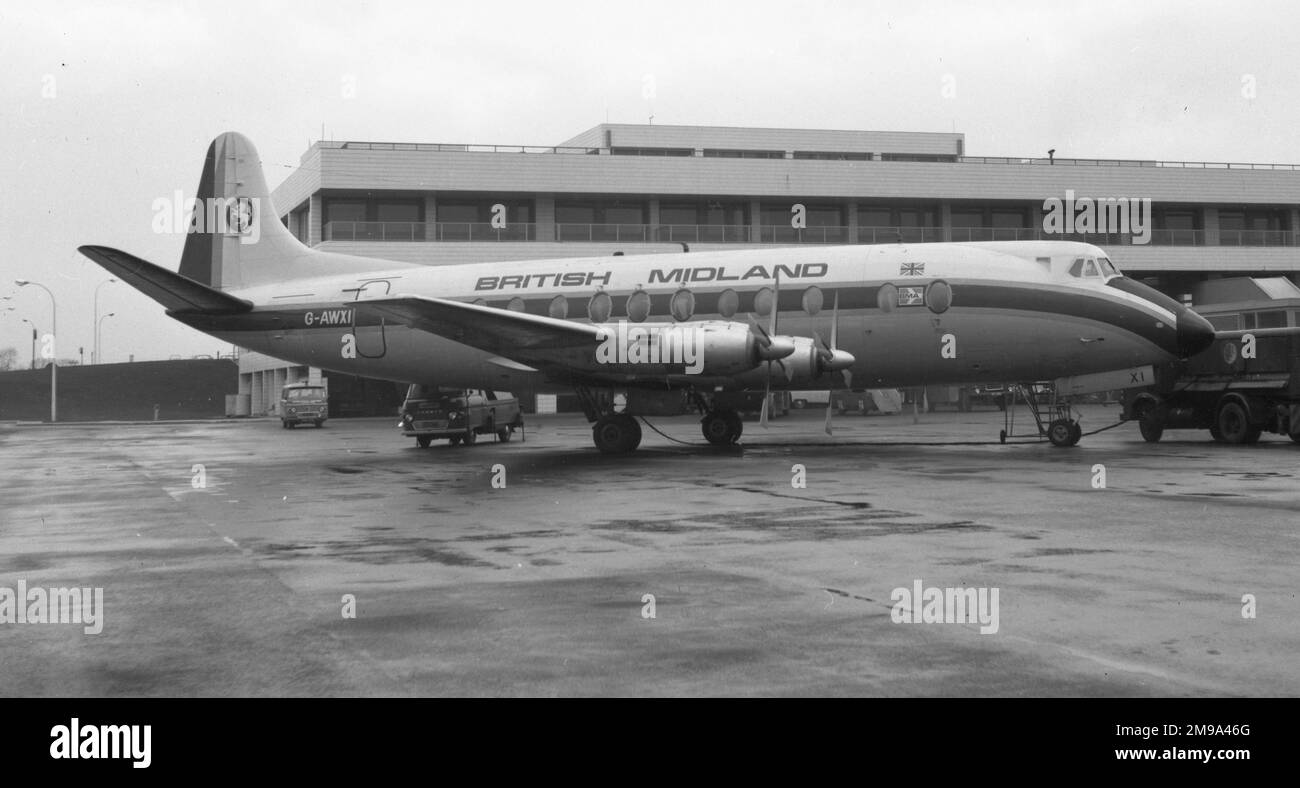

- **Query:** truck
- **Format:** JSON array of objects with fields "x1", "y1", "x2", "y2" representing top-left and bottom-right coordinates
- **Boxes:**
[
  {"x1": 1122, "y1": 277, "x2": 1300, "y2": 444},
  {"x1": 399, "y1": 385, "x2": 523, "y2": 447},
  {"x1": 279, "y1": 382, "x2": 327, "y2": 428}
]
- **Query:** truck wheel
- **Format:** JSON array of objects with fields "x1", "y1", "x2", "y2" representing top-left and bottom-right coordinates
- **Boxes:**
[
  {"x1": 416, "y1": 436, "x2": 432, "y2": 448},
  {"x1": 463, "y1": 430, "x2": 477, "y2": 446},
  {"x1": 497, "y1": 427, "x2": 511, "y2": 443},
  {"x1": 449, "y1": 436, "x2": 462, "y2": 446},
  {"x1": 314, "y1": 420, "x2": 323, "y2": 428},
  {"x1": 1291, "y1": 432, "x2": 1300, "y2": 444},
  {"x1": 1216, "y1": 401, "x2": 1261, "y2": 444},
  {"x1": 1138, "y1": 418, "x2": 1163, "y2": 443}
]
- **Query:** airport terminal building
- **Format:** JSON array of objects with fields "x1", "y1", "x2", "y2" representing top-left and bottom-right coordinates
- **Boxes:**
[{"x1": 250, "y1": 122, "x2": 1300, "y2": 415}]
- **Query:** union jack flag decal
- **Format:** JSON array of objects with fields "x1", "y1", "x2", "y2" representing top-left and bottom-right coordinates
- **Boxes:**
[{"x1": 899, "y1": 262, "x2": 925, "y2": 276}]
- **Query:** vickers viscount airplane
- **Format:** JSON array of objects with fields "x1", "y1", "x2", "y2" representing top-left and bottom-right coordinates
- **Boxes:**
[{"x1": 79, "y1": 132, "x2": 1216, "y2": 453}]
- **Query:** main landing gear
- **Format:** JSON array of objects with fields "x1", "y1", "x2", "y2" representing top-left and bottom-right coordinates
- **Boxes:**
[
  {"x1": 575, "y1": 386, "x2": 745, "y2": 454},
  {"x1": 575, "y1": 387, "x2": 645, "y2": 454},
  {"x1": 592, "y1": 413, "x2": 642, "y2": 454},
  {"x1": 699, "y1": 408, "x2": 743, "y2": 446}
]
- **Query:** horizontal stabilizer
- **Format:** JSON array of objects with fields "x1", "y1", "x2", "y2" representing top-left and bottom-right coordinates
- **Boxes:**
[{"x1": 78, "y1": 245, "x2": 253, "y2": 314}]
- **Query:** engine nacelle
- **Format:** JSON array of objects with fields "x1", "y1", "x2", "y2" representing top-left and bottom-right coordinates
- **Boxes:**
[{"x1": 731, "y1": 336, "x2": 830, "y2": 388}]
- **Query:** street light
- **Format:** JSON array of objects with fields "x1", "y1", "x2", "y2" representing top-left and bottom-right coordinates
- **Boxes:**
[
  {"x1": 97, "y1": 313, "x2": 115, "y2": 364},
  {"x1": 19, "y1": 317, "x2": 38, "y2": 370},
  {"x1": 93, "y1": 278, "x2": 116, "y2": 365},
  {"x1": 16, "y1": 279, "x2": 57, "y2": 422}
]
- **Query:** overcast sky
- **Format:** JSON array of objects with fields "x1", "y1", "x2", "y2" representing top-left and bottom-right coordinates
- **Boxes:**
[{"x1": 3, "y1": 0, "x2": 1298, "y2": 363}]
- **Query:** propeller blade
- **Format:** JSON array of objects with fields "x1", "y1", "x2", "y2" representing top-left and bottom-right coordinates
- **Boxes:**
[
  {"x1": 768, "y1": 270, "x2": 780, "y2": 340},
  {"x1": 830, "y1": 289, "x2": 839, "y2": 349},
  {"x1": 824, "y1": 289, "x2": 843, "y2": 436},
  {"x1": 760, "y1": 361, "x2": 772, "y2": 427}
]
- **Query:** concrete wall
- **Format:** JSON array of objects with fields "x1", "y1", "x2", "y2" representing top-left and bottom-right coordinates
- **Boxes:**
[{"x1": 0, "y1": 359, "x2": 238, "y2": 422}]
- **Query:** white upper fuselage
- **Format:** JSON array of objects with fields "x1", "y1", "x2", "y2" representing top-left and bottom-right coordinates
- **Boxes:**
[{"x1": 190, "y1": 240, "x2": 1185, "y2": 392}]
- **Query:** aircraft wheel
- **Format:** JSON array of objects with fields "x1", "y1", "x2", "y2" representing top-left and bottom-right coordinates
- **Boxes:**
[
  {"x1": 701, "y1": 410, "x2": 740, "y2": 446},
  {"x1": 620, "y1": 414, "x2": 642, "y2": 452},
  {"x1": 1047, "y1": 419, "x2": 1077, "y2": 447},
  {"x1": 594, "y1": 414, "x2": 638, "y2": 454},
  {"x1": 1216, "y1": 401, "x2": 1261, "y2": 445},
  {"x1": 416, "y1": 435, "x2": 432, "y2": 448},
  {"x1": 1069, "y1": 422, "x2": 1083, "y2": 445},
  {"x1": 1138, "y1": 418, "x2": 1163, "y2": 443}
]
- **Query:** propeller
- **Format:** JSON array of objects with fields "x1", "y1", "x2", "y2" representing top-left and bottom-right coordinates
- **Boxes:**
[
  {"x1": 813, "y1": 290, "x2": 855, "y2": 435},
  {"x1": 759, "y1": 271, "x2": 781, "y2": 427}
]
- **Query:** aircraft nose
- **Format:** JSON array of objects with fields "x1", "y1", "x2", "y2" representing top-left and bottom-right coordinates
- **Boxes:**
[{"x1": 1176, "y1": 308, "x2": 1215, "y2": 357}]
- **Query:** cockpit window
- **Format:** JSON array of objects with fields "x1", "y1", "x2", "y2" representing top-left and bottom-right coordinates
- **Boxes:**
[
  {"x1": 1097, "y1": 256, "x2": 1119, "y2": 277},
  {"x1": 1068, "y1": 257, "x2": 1105, "y2": 278}
]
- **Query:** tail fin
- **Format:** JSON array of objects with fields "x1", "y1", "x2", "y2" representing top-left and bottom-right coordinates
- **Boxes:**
[{"x1": 177, "y1": 132, "x2": 406, "y2": 291}]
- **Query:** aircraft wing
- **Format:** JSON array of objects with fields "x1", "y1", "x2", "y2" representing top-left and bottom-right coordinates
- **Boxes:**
[{"x1": 359, "y1": 295, "x2": 604, "y2": 358}]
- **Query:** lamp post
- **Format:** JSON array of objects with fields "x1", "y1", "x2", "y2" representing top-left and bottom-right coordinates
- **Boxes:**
[
  {"x1": 93, "y1": 278, "x2": 116, "y2": 364},
  {"x1": 97, "y1": 313, "x2": 115, "y2": 364},
  {"x1": 19, "y1": 317, "x2": 37, "y2": 370},
  {"x1": 16, "y1": 279, "x2": 56, "y2": 422}
]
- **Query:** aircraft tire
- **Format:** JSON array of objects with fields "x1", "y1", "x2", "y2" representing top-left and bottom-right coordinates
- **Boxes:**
[
  {"x1": 701, "y1": 411, "x2": 740, "y2": 446},
  {"x1": 594, "y1": 415, "x2": 637, "y2": 454},
  {"x1": 1047, "y1": 418, "x2": 1076, "y2": 447}
]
